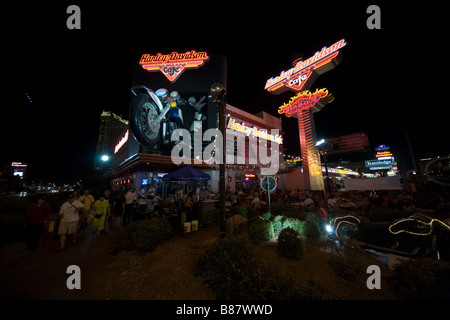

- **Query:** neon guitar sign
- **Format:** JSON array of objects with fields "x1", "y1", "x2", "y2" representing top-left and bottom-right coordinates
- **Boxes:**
[{"x1": 278, "y1": 88, "x2": 330, "y2": 116}]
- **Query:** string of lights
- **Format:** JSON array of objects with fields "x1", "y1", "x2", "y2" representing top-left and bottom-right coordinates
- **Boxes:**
[
  {"x1": 389, "y1": 217, "x2": 450, "y2": 236},
  {"x1": 332, "y1": 215, "x2": 361, "y2": 238}
]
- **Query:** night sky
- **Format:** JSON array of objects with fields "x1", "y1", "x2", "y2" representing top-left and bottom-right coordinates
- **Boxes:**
[{"x1": 2, "y1": 2, "x2": 448, "y2": 183}]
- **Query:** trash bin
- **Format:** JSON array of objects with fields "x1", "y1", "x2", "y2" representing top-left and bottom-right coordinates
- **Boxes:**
[
  {"x1": 191, "y1": 220, "x2": 199, "y2": 231},
  {"x1": 184, "y1": 222, "x2": 191, "y2": 234}
]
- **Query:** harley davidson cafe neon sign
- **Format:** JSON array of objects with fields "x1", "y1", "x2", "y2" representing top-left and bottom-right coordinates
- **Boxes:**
[
  {"x1": 265, "y1": 39, "x2": 346, "y2": 94},
  {"x1": 278, "y1": 88, "x2": 329, "y2": 116},
  {"x1": 139, "y1": 50, "x2": 209, "y2": 82},
  {"x1": 227, "y1": 117, "x2": 283, "y2": 144}
]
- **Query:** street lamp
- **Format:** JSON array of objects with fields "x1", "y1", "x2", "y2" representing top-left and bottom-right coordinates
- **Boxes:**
[
  {"x1": 315, "y1": 139, "x2": 325, "y2": 147},
  {"x1": 99, "y1": 154, "x2": 110, "y2": 191},
  {"x1": 210, "y1": 83, "x2": 227, "y2": 239},
  {"x1": 315, "y1": 139, "x2": 330, "y2": 195}
]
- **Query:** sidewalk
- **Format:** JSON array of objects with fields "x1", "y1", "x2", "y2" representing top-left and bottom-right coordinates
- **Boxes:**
[{"x1": 0, "y1": 223, "x2": 118, "y2": 300}]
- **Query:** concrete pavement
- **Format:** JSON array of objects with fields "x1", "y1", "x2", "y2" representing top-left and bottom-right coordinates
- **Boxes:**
[{"x1": 0, "y1": 223, "x2": 119, "y2": 300}]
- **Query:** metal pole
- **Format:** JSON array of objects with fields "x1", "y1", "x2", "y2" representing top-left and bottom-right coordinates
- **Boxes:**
[
  {"x1": 218, "y1": 99, "x2": 226, "y2": 239},
  {"x1": 405, "y1": 129, "x2": 417, "y2": 170},
  {"x1": 211, "y1": 83, "x2": 227, "y2": 239},
  {"x1": 323, "y1": 150, "x2": 330, "y2": 195}
]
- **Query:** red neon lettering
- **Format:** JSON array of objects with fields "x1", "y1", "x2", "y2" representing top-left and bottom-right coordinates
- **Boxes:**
[
  {"x1": 139, "y1": 50, "x2": 209, "y2": 83},
  {"x1": 265, "y1": 39, "x2": 346, "y2": 93},
  {"x1": 278, "y1": 88, "x2": 329, "y2": 116}
]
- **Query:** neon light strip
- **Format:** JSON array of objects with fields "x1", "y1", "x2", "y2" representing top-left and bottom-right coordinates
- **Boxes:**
[
  {"x1": 332, "y1": 215, "x2": 361, "y2": 238},
  {"x1": 114, "y1": 130, "x2": 129, "y2": 154},
  {"x1": 265, "y1": 39, "x2": 346, "y2": 91},
  {"x1": 389, "y1": 218, "x2": 450, "y2": 236}
]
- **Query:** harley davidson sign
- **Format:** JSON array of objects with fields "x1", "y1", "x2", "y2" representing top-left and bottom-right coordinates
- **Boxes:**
[
  {"x1": 278, "y1": 88, "x2": 329, "y2": 116},
  {"x1": 265, "y1": 39, "x2": 346, "y2": 94},
  {"x1": 139, "y1": 50, "x2": 209, "y2": 82}
]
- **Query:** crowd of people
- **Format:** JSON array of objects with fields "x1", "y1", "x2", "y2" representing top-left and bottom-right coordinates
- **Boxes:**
[
  {"x1": 22, "y1": 183, "x2": 450, "y2": 251},
  {"x1": 23, "y1": 187, "x2": 157, "y2": 251},
  {"x1": 221, "y1": 187, "x2": 450, "y2": 221}
]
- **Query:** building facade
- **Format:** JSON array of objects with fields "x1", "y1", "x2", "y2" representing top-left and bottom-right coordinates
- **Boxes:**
[{"x1": 94, "y1": 110, "x2": 129, "y2": 171}]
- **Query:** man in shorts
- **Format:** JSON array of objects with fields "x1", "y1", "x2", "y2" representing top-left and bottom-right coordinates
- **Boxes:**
[
  {"x1": 58, "y1": 193, "x2": 84, "y2": 250},
  {"x1": 78, "y1": 189, "x2": 95, "y2": 230}
]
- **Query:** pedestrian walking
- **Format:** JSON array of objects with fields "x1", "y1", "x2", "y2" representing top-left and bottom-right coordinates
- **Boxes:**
[
  {"x1": 103, "y1": 190, "x2": 113, "y2": 229},
  {"x1": 112, "y1": 191, "x2": 126, "y2": 228},
  {"x1": 78, "y1": 189, "x2": 95, "y2": 231},
  {"x1": 124, "y1": 188, "x2": 136, "y2": 227},
  {"x1": 91, "y1": 194, "x2": 110, "y2": 238},
  {"x1": 24, "y1": 195, "x2": 51, "y2": 250},
  {"x1": 58, "y1": 193, "x2": 84, "y2": 250},
  {"x1": 184, "y1": 192, "x2": 194, "y2": 221}
]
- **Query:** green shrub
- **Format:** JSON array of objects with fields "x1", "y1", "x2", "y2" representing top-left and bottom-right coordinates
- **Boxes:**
[
  {"x1": 282, "y1": 217, "x2": 304, "y2": 236},
  {"x1": 328, "y1": 241, "x2": 366, "y2": 281},
  {"x1": 249, "y1": 218, "x2": 274, "y2": 244},
  {"x1": 194, "y1": 237, "x2": 256, "y2": 299},
  {"x1": 260, "y1": 211, "x2": 271, "y2": 221},
  {"x1": 304, "y1": 212, "x2": 321, "y2": 226},
  {"x1": 129, "y1": 217, "x2": 172, "y2": 254},
  {"x1": 272, "y1": 215, "x2": 284, "y2": 239},
  {"x1": 303, "y1": 219, "x2": 321, "y2": 240},
  {"x1": 194, "y1": 237, "x2": 314, "y2": 299},
  {"x1": 277, "y1": 228, "x2": 304, "y2": 260}
]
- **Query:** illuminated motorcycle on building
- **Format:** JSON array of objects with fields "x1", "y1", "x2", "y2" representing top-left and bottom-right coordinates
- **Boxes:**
[{"x1": 129, "y1": 85, "x2": 207, "y2": 152}]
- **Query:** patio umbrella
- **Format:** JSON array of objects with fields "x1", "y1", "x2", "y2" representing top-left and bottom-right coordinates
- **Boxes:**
[{"x1": 162, "y1": 166, "x2": 210, "y2": 181}]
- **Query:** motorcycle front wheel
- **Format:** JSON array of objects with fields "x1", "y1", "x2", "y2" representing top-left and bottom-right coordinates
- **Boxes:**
[{"x1": 129, "y1": 93, "x2": 161, "y2": 148}]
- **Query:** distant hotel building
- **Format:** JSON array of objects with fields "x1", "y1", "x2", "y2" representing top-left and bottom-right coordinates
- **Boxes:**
[{"x1": 94, "y1": 110, "x2": 128, "y2": 170}]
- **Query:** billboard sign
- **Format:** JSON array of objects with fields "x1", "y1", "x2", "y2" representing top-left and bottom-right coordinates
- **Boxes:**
[
  {"x1": 325, "y1": 133, "x2": 370, "y2": 155},
  {"x1": 365, "y1": 159, "x2": 394, "y2": 167}
]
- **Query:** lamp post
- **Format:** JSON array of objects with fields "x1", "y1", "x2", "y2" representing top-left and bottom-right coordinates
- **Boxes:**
[
  {"x1": 210, "y1": 83, "x2": 227, "y2": 239},
  {"x1": 99, "y1": 154, "x2": 110, "y2": 191},
  {"x1": 315, "y1": 139, "x2": 330, "y2": 195}
]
